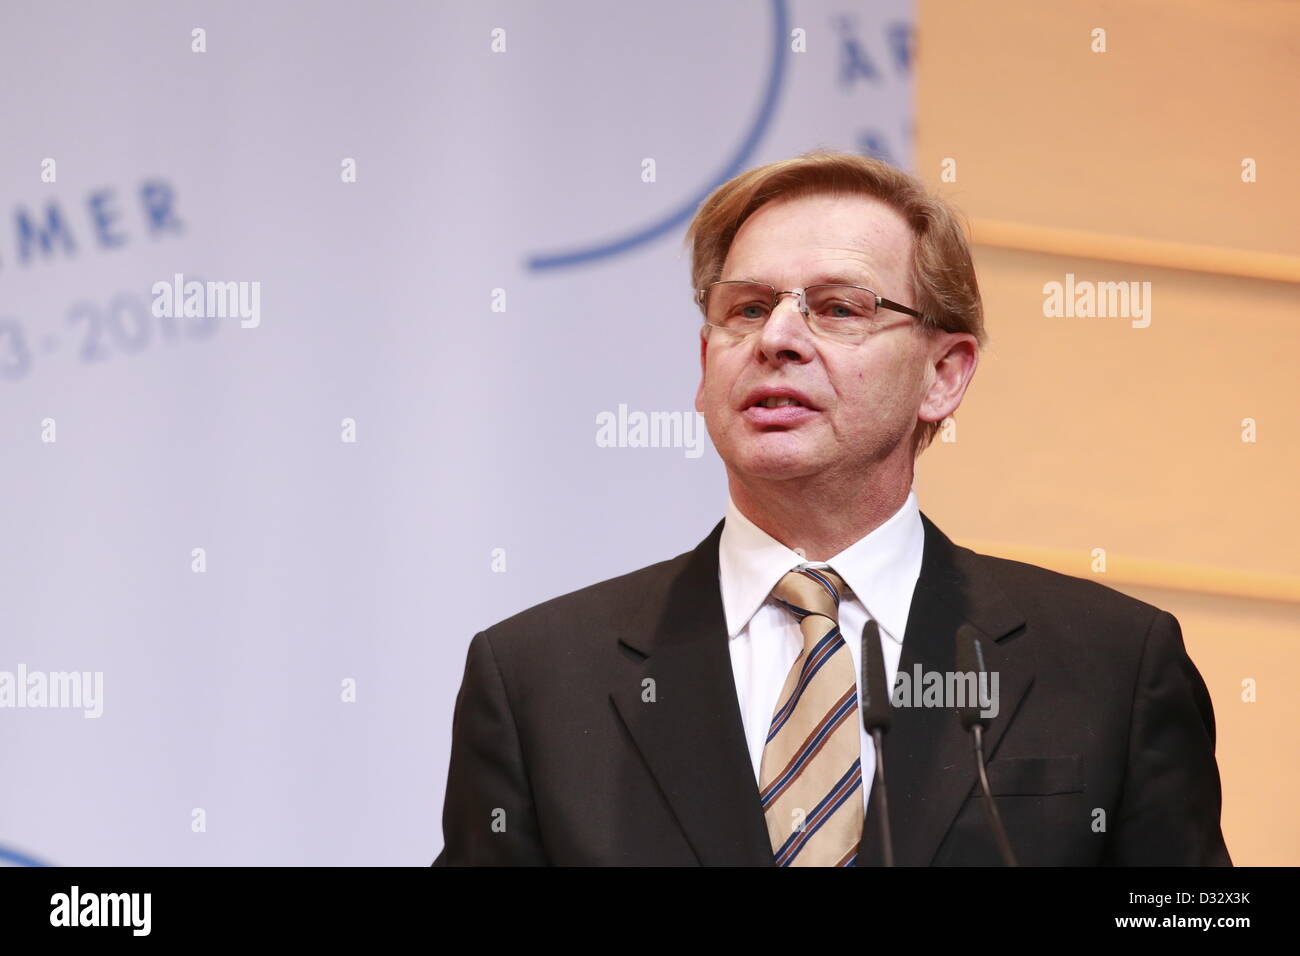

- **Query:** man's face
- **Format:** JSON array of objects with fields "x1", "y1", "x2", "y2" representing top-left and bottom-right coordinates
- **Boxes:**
[{"x1": 694, "y1": 192, "x2": 935, "y2": 485}]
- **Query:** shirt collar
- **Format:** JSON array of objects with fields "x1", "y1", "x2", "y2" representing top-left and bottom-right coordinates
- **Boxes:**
[{"x1": 717, "y1": 488, "x2": 924, "y2": 646}]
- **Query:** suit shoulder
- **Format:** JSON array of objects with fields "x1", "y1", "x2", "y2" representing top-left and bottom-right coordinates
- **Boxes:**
[
  {"x1": 959, "y1": 544, "x2": 1166, "y2": 632},
  {"x1": 477, "y1": 543, "x2": 697, "y2": 653}
]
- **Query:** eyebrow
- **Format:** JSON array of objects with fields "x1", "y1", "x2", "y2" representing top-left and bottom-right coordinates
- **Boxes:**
[
  {"x1": 807, "y1": 272, "x2": 878, "y2": 288},
  {"x1": 736, "y1": 272, "x2": 880, "y2": 289}
]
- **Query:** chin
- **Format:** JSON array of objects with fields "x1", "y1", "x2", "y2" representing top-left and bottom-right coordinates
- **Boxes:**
[{"x1": 730, "y1": 443, "x2": 823, "y2": 480}]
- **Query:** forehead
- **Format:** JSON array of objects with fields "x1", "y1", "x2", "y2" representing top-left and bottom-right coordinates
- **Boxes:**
[{"x1": 721, "y1": 192, "x2": 914, "y2": 291}]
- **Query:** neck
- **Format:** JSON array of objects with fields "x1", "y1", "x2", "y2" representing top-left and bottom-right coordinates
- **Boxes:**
[{"x1": 727, "y1": 457, "x2": 913, "y2": 561}]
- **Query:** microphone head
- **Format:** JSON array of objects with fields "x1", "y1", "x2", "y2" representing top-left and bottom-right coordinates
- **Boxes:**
[
  {"x1": 954, "y1": 624, "x2": 986, "y2": 731},
  {"x1": 860, "y1": 618, "x2": 893, "y2": 732}
]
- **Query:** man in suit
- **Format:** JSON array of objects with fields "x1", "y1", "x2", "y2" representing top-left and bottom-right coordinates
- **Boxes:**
[{"x1": 432, "y1": 150, "x2": 1230, "y2": 866}]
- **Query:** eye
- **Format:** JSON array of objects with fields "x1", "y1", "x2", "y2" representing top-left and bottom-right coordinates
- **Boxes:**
[
  {"x1": 823, "y1": 300, "x2": 868, "y2": 319},
  {"x1": 807, "y1": 287, "x2": 875, "y2": 320},
  {"x1": 735, "y1": 302, "x2": 770, "y2": 320}
]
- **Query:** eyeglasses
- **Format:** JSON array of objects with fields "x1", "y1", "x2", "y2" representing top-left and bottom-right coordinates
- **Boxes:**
[{"x1": 695, "y1": 280, "x2": 925, "y2": 343}]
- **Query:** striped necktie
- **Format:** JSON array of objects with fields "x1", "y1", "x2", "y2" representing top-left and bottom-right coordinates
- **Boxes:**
[{"x1": 758, "y1": 565, "x2": 863, "y2": 866}]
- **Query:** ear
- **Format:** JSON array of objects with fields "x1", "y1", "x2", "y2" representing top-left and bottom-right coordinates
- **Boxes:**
[
  {"x1": 917, "y1": 332, "x2": 979, "y2": 425},
  {"x1": 694, "y1": 328, "x2": 709, "y2": 413}
]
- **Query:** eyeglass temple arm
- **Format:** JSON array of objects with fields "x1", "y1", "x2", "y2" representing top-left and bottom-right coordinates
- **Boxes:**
[{"x1": 876, "y1": 296, "x2": 925, "y2": 320}]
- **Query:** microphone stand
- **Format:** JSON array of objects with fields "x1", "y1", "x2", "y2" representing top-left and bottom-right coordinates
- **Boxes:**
[
  {"x1": 956, "y1": 625, "x2": 1018, "y2": 866},
  {"x1": 861, "y1": 619, "x2": 895, "y2": 866}
]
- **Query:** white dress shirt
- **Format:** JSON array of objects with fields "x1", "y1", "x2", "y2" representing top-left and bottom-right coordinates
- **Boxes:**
[{"x1": 717, "y1": 489, "x2": 925, "y2": 815}]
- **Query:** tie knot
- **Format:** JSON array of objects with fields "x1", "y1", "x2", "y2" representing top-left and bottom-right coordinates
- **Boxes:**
[{"x1": 770, "y1": 565, "x2": 849, "y2": 625}]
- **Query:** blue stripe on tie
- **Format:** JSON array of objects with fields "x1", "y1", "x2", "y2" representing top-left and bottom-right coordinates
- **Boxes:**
[
  {"x1": 773, "y1": 758, "x2": 863, "y2": 866},
  {"x1": 772, "y1": 596, "x2": 812, "y2": 621},
  {"x1": 760, "y1": 689, "x2": 858, "y2": 809},
  {"x1": 842, "y1": 852, "x2": 858, "y2": 867},
  {"x1": 801, "y1": 567, "x2": 843, "y2": 604},
  {"x1": 766, "y1": 627, "x2": 843, "y2": 742}
]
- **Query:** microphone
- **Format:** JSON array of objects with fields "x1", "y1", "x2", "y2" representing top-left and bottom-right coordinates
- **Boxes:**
[
  {"x1": 955, "y1": 624, "x2": 1018, "y2": 866},
  {"x1": 860, "y1": 618, "x2": 895, "y2": 866}
]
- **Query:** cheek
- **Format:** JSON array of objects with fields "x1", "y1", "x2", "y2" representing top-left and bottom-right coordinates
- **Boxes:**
[
  {"x1": 701, "y1": 365, "x2": 723, "y2": 405},
  {"x1": 843, "y1": 353, "x2": 918, "y2": 418},
  {"x1": 703, "y1": 353, "x2": 740, "y2": 407}
]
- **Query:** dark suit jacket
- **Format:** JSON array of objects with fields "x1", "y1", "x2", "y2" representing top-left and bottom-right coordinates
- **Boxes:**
[{"x1": 432, "y1": 512, "x2": 1231, "y2": 866}]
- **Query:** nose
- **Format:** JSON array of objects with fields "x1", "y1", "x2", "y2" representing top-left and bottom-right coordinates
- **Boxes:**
[{"x1": 755, "y1": 290, "x2": 813, "y2": 361}]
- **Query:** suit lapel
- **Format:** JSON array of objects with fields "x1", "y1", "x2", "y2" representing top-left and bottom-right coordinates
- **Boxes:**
[
  {"x1": 858, "y1": 511, "x2": 1033, "y2": 866},
  {"x1": 610, "y1": 509, "x2": 1034, "y2": 867},
  {"x1": 609, "y1": 518, "x2": 775, "y2": 866}
]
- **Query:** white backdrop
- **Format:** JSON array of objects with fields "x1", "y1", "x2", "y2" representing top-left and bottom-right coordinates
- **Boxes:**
[{"x1": 0, "y1": 0, "x2": 912, "y2": 865}]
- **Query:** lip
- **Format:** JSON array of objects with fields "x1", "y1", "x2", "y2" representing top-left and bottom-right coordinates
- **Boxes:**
[{"x1": 742, "y1": 404, "x2": 819, "y2": 427}]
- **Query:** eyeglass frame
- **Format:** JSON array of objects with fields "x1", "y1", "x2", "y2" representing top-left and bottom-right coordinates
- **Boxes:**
[{"x1": 694, "y1": 279, "x2": 926, "y2": 340}]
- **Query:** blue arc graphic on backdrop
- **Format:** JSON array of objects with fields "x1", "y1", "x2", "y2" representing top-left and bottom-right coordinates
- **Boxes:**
[
  {"x1": 526, "y1": 0, "x2": 789, "y2": 271},
  {"x1": 0, "y1": 844, "x2": 48, "y2": 867}
]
